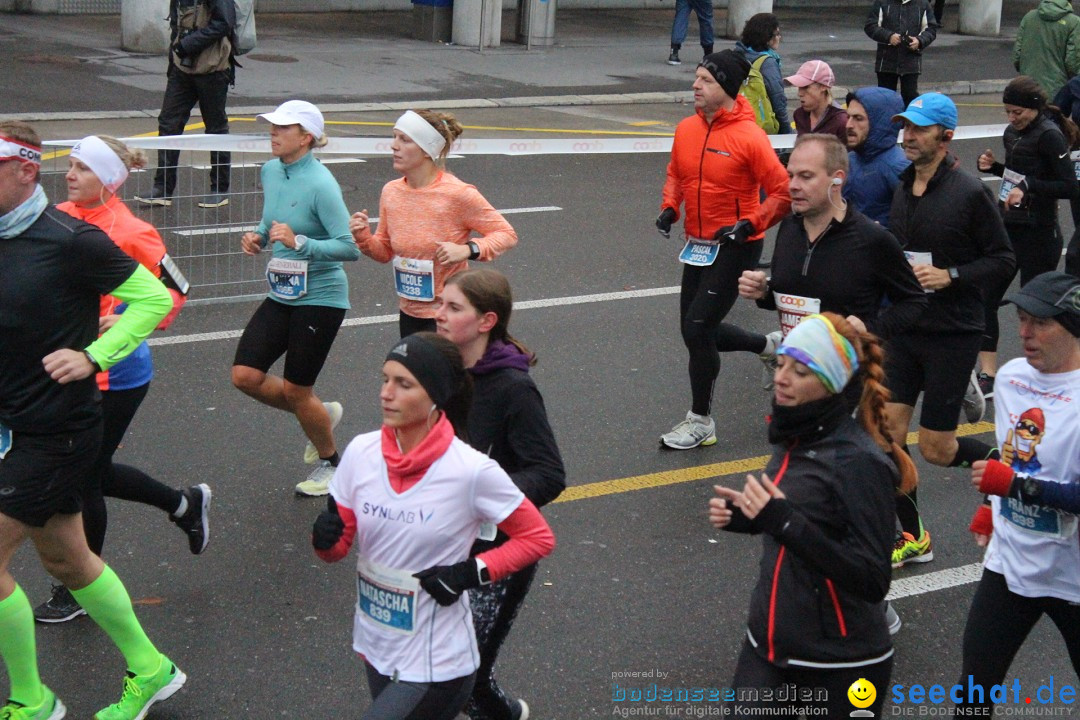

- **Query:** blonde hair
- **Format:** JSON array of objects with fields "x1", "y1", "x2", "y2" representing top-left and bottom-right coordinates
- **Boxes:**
[
  {"x1": 414, "y1": 110, "x2": 464, "y2": 166},
  {"x1": 312, "y1": 133, "x2": 329, "y2": 149},
  {"x1": 95, "y1": 135, "x2": 148, "y2": 171}
]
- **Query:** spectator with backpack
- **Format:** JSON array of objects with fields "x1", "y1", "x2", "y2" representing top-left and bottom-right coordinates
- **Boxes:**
[
  {"x1": 735, "y1": 13, "x2": 791, "y2": 135},
  {"x1": 136, "y1": 0, "x2": 238, "y2": 209},
  {"x1": 865, "y1": 0, "x2": 939, "y2": 107}
]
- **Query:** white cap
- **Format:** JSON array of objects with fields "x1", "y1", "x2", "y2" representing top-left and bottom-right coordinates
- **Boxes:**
[{"x1": 257, "y1": 100, "x2": 325, "y2": 139}]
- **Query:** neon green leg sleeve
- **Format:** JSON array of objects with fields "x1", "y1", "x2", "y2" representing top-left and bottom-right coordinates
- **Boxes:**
[
  {"x1": 0, "y1": 584, "x2": 44, "y2": 707},
  {"x1": 70, "y1": 565, "x2": 159, "y2": 676}
]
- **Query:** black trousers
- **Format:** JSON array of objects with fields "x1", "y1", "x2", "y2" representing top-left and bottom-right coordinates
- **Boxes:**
[
  {"x1": 363, "y1": 663, "x2": 475, "y2": 720},
  {"x1": 957, "y1": 569, "x2": 1080, "y2": 710},
  {"x1": 877, "y1": 72, "x2": 920, "y2": 108},
  {"x1": 982, "y1": 223, "x2": 1062, "y2": 352},
  {"x1": 154, "y1": 64, "x2": 231, "y2": 194}
]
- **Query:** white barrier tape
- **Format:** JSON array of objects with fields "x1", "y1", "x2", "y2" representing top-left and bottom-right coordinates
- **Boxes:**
[{"x1": 44, "y1": 123, "x2": 1010, "y2": 156}]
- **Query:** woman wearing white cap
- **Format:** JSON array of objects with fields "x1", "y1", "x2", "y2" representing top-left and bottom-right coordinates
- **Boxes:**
[
  {"x1": 234, "y1": 100, "x2": 361, "y2": 497},
  {"x1": 785, "y1": 60, "x2": 849, "y2": 145},
  {"x1": 351, "y1": 110, "x2": 518, "y2": 338},
  {"x1": 37, "y1": 135, "x2": 211, "y2": 624}
]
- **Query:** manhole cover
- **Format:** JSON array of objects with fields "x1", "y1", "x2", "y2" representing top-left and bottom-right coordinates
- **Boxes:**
[{"x1": 245, "y1": 54, "x2": 299, "y2": 63}]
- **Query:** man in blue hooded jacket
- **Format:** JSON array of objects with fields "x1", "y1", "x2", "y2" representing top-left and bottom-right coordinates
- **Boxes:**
[{"x1": 844, "y1": 87, "x2": 910, "y2": 225}]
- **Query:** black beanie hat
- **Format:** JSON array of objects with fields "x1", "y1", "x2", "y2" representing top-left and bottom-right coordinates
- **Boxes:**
[{"x1": 700, "y1": 50, "x2": 751, "y2": 100}]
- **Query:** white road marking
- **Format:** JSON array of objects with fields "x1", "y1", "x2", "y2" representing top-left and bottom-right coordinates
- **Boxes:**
[{"x1": 886, "y1": 562, "x2": 984, "y2": 601}]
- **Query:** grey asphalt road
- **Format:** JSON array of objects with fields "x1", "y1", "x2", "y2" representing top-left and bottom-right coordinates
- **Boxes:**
[{"x1": 9, "y1": 97, "x2": 1080, "y2": 719}]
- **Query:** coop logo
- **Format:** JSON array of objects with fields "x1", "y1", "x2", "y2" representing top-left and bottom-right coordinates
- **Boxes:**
[{"x1": 777, "y1": 295, "x2": 808, "y2": 307}]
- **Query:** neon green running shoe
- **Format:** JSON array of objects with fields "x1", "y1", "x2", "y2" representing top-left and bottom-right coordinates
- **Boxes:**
[
  {"x1": 1, "y1": 686, "x2": 66, "y2": 720},
  {"x1": 94, "y1": 655, "x2": 186, "y2": 720},
  {"x1": 892, "y1": 530, "x2": 934, "y2": 568}
]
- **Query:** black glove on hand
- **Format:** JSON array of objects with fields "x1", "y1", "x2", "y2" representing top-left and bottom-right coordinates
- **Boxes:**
[
  {"x1": 413, "y1": 560, "x2": 483, "y2": 606},
  {"x1": 714, "y1": 218, "x2": 755, "y2": 244},
  {"x1": 312, "y1": 496, "x2": 345, "y2": 551},
  {"x1": 656, "y1": 208, "x2": 677, "y2": 238}
]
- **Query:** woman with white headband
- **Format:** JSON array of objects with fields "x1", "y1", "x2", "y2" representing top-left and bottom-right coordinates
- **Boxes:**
[
  {"x1": 709, "y1": 312, "x2": 914, "y2": 717},
  {"x1": 351, "y1": 110, "x2": 518, "y2": 338},
  {"x1": 234, "y1": 100, "x2": 361, "y2": 498},
  {"x1": 36, "y1": 135, "x2": 212, "y2": 624}
]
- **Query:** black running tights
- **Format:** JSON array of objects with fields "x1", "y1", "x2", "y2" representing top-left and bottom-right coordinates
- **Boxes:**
[
  {"x1": 958, "y1": 569, "x2": 1080, "y2": 710},
  {"x1": 680, "y1": 240, "x2": 764, "y2": 417},
  {"x1": 363, "y1": 663, "x2": 475, "y2": 720},
  {"x1": 82, "y1": 384, "x2": 183, "y2": 556},
  {"x1": 465, "y1": 563, "x2": 538, "y2": 720}
]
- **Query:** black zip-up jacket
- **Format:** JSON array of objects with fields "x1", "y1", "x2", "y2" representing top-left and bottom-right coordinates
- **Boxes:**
[
  {"x1": 756, "y1": 206, "x2": 928, "y2": 341},
  {"x1": 986, "y1": 113, "x2": 1078, "y2": 227},
  {"x1": 467, "y1": 342, "x2": 566, "y2": 554},
  {"x1": 724, "y1": 416, "x2": 896, "y2": 667},
  {"x1": 865, "y1": 0, "x2": 939, "y2": 75},
  {"x1": 889, "y1": 152, "x2": 1015, "y2": 335}
]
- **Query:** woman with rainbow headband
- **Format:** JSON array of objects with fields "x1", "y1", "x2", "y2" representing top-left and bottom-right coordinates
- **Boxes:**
[
  {"x1": 37, "y1": 135, "x2": 211, "y2": 624},
  {"x1": 351, "y1": 110, "x2": 517, "y2": 338},
  {"x1": 709, "y1": 312, "x2": 914, "y2": 717}
]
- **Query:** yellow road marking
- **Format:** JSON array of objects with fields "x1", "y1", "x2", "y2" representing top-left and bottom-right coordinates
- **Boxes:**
[{"x1": 553, "y1": 421, "x2": 995, "y2": 504}]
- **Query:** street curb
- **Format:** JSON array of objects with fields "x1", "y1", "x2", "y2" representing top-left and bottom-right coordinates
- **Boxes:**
[{"x1": 6, "y1": 82, "x2": 1010, "y2": 124}]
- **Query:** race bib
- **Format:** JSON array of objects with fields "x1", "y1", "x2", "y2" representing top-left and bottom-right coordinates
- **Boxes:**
[
  {"x1": 0, "y1": 423, "x2": 10, "y2": 461},
  {"x1": 1000, "y1": 497, "x2": 1078, "y2": 539},
  {"x1": 998, "y1": 168, "x2": 1025, "y2": 203},
  {"x1": 393, "y1": 256, "x2": 436, "y2": 302},
  {"x1": 678, "y1": 237, "x2": 719, "y2": 267},
  {"x1": 357, "y1": 557, "x2": 420, "y2": 635},
  {"x1": 266, "y1": 258, "x2": 308, "y2": 300},
  {"x1": 1072, "y1": 151, "x2": 1080, "y2": 181},
  {"x1": 774, "y1": 293, "x2": 821, "y2": 338},
  {"x1": 904, "y1": 251, "x2": 934, "y2": 294}
]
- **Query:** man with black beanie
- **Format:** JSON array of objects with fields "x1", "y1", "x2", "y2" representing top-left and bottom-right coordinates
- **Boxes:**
[{"x1": 656, "y1": 50, "x2": 791, "y2": 450}]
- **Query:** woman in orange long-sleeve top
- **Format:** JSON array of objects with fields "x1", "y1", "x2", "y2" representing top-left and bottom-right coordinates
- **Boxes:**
[{"x1": 351, "y1": 110, "x2": 518, "y2": 338}]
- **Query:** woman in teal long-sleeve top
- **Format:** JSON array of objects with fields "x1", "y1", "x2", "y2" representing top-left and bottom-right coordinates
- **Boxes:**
[{"x1": 233, "y1": 100, "x2": 360, "y2": 498}]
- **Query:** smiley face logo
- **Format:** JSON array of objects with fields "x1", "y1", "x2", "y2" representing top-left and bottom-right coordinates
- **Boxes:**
[{"x1": 848, "y1": 678, "x2": 876, "y2": 709}]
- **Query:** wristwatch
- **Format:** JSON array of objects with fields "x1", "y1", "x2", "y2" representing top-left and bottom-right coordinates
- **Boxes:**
[
  {"x1": 948, "y1": 267, "x2": 960, "y2": 282},
  {"x1": 467, "y1": 241, "x2": 481, "y2": 261},
  {"x1": 83, "y1": 350, "x2": 102, "y2": 373},
  {"x1": 1021, "y1": 475, "x2": 1041, "y2": 501}
]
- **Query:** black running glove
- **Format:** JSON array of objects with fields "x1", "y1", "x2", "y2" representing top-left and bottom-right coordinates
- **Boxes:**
[
  {"x1": 714, "y1": 218, "x2": 755, "y2": 244},
  {"x1": 656, "y1": 208, "x2": 677, "y2": 238},
  {"x1": 413, "y1": 560, "x2": 483, "y2": 606},
  {"x1": 312, "y1": 497, "x2": 345, "y2": 551}
]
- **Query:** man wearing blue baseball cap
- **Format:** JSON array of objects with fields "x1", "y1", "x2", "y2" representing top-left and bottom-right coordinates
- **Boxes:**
[{"x1": 883, "y1": 93, "x2": 1016, "y2": 569}]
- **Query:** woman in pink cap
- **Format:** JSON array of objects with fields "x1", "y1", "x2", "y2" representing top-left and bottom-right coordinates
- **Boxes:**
[{"x1": 785, "y1": 60, "x2": 849, "y2": 145}]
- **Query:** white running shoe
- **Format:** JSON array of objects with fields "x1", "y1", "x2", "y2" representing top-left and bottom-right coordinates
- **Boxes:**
[
  {"x1": 660, "y1": 412, "x2": 717, "y2": 450},
  {"x1": 961, "y1": 370, "x2": 986, "y2": 424},
  {"x1": 295, "y1": 461, "x2": 335, "y2": 497},
  {"x1": 759, "y1": 330, "x2": 783, "y2": 391},
  {"x1": 304, "y1": 401, "x2": 343, "y2": 464},
  {"x1": 885, "y1": 602, "x2": 902, "y2": 636}
]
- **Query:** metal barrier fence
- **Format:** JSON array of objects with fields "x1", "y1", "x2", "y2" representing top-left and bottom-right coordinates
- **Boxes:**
[{"x1": 41, "y1": 148, "x2": 271, "y2": 304}]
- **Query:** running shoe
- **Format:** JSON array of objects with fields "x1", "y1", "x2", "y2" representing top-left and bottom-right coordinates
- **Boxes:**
[
  {"x1": 33, "y1": 585, "x2": 85, "y2": 624},
  {"x1": 961, "y1": 370, "x2": 986, "y2": 423},
  {"x1": 170, "y1": 484, "x2": 211, "y2": 555},
  {"x1": 512, "y1": 699, "x2": 530, "y2": 720},
  {"x1": 977, "y1": 372, "x2": 995, "y2": 401},
  {"x1": 891, "y1": 530, "x2": 933, "y2": 568},
  {"x1": 885, "y1": 602, "x2": 902, "y2": 636},
  {"x1": 304, "y1": 401, "x2": 343, "y2": 465},
  {"x1": 667, "y1": 48, "x2": 681, "y2": 65},
  {"x1": 94, "y1": 655, "x2": 186, "y2": 720},
  {"x1": 660, "y1": 412, "x2": 716, "y2": 450},
  {"x1": 1, "y1": 686, "x2": 66, "y2": 720},
  {"x1": 196, "y1": 193, "x2": 229, "y2": 209},
  {"x1": 295, "y1": 460, "x2": 335, "y2": 497},
  {"x1": 759, "y1": 330, "x2": 783, "y2": 391},
  {"x1": 133, "y1": 187, "x2": 171, "y2": 207}
]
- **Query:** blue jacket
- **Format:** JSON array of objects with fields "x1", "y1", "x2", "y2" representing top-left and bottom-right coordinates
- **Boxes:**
[
  {"x1": 735, "y1": 41, "x2": 791, "y2": 134},
  {"x1": 844, "y1": 87, "x2": 910, "y2": 226}
]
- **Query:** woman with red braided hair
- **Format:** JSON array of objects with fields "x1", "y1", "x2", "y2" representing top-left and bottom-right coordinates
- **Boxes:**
[{"x1": 709, "y1": 312, "x2": 913, "y2": 717}]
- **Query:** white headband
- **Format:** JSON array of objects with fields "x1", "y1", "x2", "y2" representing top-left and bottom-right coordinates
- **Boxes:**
[
  {"x1": 0, "y1": 136, "x2": 42, "y2": 166},
  {"x1": 71, "y1": 136, "x2": 128, "y2": 193},
  {"x1": 393, "y1": 111, "x2": 447, "y2": 161}
]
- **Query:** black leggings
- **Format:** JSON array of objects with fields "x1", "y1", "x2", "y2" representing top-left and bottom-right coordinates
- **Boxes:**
[
  {"x1": 680, "y1": 240, "x2": 764, "y2": 416},
  {"x1": 958, "y1": 569, "x2": 1080, "y2": 710},
  {"x1": 981, "y1": 223, "x2": 1062, "y2": 352},
  {"x1": 363, "y1": 662, "x2": 475, "y2": 720},
  {"x1": 465, "y1": 563, "x2": 538, "y2": 720},
  {"x1": 731, "y1": 639, "x2": 892, "y2": 717},
  {"x1": 82, "y1": 384, "x2": 182, "y2": 556},
  {"x1": 399, "y1": 312, "x2": 436, "y2": 339},
  {"x1": 877, "y1": 72, "x2": 920, "y2": 107}
]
